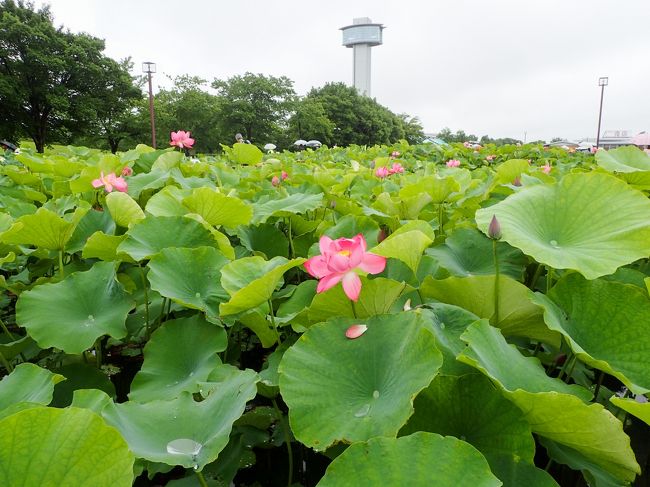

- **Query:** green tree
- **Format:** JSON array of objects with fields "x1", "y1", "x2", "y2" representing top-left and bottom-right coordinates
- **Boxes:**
[
  {"x1": 287, "y1": 98, "x2": 334, "y2": 144},
  {"x1": 0, "y1": 0, "x2": 138, "y2": 152},
  {"x1": 151, "y1": 75, "x2": 223, "y2": 153},
  {"x1": 211, "y1": 73, "x2": 296, "y2": 145}
]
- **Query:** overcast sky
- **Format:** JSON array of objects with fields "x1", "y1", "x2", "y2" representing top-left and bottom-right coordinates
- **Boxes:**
[{"x1": 34, "y1": 0, "x2": 650, "y2": 142}]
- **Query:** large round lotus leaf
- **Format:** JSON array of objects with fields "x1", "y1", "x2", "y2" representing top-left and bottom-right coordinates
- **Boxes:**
[
  {"x1": 458, "y1": 321, "x2": 639, "y2": 483},
  {"x1": 252, "y1": 193, "x2": 323, "y2": 224},
  {"x1": 129, "y1": 315, "x2": 227, "y2": 402},
  {"x1": 82, "y1": 232, "x2": 128, "y2": 261},
  {"x1": 16, "y1": 262, "x2": 135, "y2": 353},
  {"x1": 105, "y1": 191, "x2": 145, "y2": 228},
  {"x1": 0, "y1": 363, "x2": 65, "y2": 411},
  {"x1": 231, "y1": 142, "x2": 263, "y2": 165},
  {"x1": 144, "y1": 185, "x2": 191, "y2": 217},
  {"x1": 147, "y1": 247, "x2": 230, "y2": 319},
  {"x1": 317, "y1": 432, "x2": 501, "y2": 487},
  {"x1": 531, "y1": 274, "x2": 650, "y2": 394},
  {"x1": 475, "y1": 172, "x2": 650, "y2": 279},
  {"x1": 426, "y1": 228, "x2": 527, "y2": 279},
  {"x1": 66, "y1": 208, "x2": 115, "y2": 253},
  {"x1": 219, "y1": 256, "x2": 305, "y2": 316},
  {"x1": 420, "y1": 275, "x2": 560, "y2": 346},
  {"x1": 117, "y1": 215, "x2": 219, "y2": 261},
  {"x1": 278, "y1": 313, "x2": 441, "y2": 451},
  {"x1": 183, "y1": 187, "x2": 252, "y2": 227},
  {"x1": 73, "y1": 368, "x2": 258, "y2": 469},
  {"x1": 401, "y1": 374, "x2": 558, "y2": 487},
  {"x1": 307, "y1": 277, "x2": 409, "y2": 324},
  {"x1": 236, "y1": 223, "x2": 288, "y2": 259},
  {"x1": 596, "y1": 145, "x2": 650, "y2": 173},
  {"x1": 371, "y1": 229, "x2": 432, "y2": 274},
  {"x1": 0, "y1": 407, "x2": 134, "y2": 487},
  {"x1": 0, "y1": 206, "x2": 87, "y2": 250}
]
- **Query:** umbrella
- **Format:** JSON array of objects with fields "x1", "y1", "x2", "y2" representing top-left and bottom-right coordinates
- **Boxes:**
[
  {"x1": 631, "y1": 132, "x2": 650, "y2": 146},
  {"x1": 0, "y1": 140, "x2": 17, "y2": 151},
  {"x1": 293, "y1": 140, "x2": 308, "y2": 146},
  {"x1": 306, "y1": 140, "x2": 322, "y2": 148},
  {"x1": 263, "y1": 143, "x2": 276, "y2": 151}
]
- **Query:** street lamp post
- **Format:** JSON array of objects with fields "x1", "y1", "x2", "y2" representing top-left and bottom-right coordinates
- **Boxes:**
[
  {"x1": 142, "y1": 62, "x2": 157, "y2": 148},
  {"x1": 596, "y1": 77, "x2": 608, "y2": 149}
]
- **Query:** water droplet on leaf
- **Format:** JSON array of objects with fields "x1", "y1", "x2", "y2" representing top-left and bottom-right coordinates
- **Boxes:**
[
  {"x1": 354, "y1": 404, "x2": 371, "y2": 417},
  {"x1": 372, "y1": 390, "x2": 380, "y2": 399},
  {"x1": 166, "y1": 438, "x2": 203, "y2": 456},
  {"x1": 549, "y1": 240, "x2": 559, "y2": 248}
]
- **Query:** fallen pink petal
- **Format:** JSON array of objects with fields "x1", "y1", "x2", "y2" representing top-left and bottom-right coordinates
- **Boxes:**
[{"x1": 345, "y1": 324, "x2": 368, "y2": 339}]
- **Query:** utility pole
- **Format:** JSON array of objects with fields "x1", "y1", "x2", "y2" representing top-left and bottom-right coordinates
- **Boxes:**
[
  {"x1": 596, "y1": 77, "x2": 608, "y2": 149},
  {"x1": 142, "y1": 62, "x2": 157, "y2": 148}
]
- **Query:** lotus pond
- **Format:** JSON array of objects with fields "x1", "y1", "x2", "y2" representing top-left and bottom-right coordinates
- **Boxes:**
[{"x1": 0, "y1": 141, "x2": 649, "y2": 486}]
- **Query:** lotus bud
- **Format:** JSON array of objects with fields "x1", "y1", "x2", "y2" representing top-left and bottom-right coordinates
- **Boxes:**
[
  {"x1": 488, "y1": 215, "x2": 501, "y2": 240},
  {"x1": 403, "y1": 299, "x2": 412, "y2": 311}
]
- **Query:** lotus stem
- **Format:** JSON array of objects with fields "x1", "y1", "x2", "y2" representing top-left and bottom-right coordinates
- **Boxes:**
[
  {"x1": 139, "y1": 265, "x2": 150, "y2": 341},
  {"x1": 268, "y1": 300, "x2": 281, "y2": 345},
  {"x1": 546, "y1": 266, "x2": 554, "y2": 293},
  {"x1": 58, "y1": 249, "x2": 65, "y2": 280},
  {"x1": 438, "y1": 204, "x2": 444, "y2": 236},
  {"x1": 195, "y1": 470, "x2": 209, "y2": 487},
  {"x1": 273, "y1": 398, "x2": 294, "y2": 487},
  {"x1": 287, "y1": 217, "x2": 295, "y2": 259},
  {"x1": 492, "y1": 240, "x2": 500, "y2": 325},
  {"x1": 350, "y1": 300, "x2": 358, "y2": 319},
  {"x1": 0, "y1": 318, "x2": 16, "y2": 341},
  {"x1": 593, "y1": 370, "x2": 605, "y2": 401},
  {"x1": 94, "y1": 338, "x2": 102, "y2": 368}
]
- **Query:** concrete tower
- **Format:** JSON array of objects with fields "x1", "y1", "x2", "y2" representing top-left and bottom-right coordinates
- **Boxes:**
[{"x1": 340, "y1": 17, "x2": 384, "y2": 97}]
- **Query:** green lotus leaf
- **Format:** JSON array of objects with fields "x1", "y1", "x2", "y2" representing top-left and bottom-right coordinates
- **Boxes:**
[
  {"x1": 371, "y1": 230, "x2": 432, "y2": 274},
  {"x1": 72, "y1": 368, "x2": 258, "y2": 469},
  {"x1": 0, "y1": 407, "x2": 134, "y2": 487},
  {"x1": 279, "y1": 313, "x2": 441, "y2": 450},
  {"x1": 124, "y1": 169, "x2": 171, "y2": 198},
  {"x1": 532, "y1": 274, "x2": 650, "y2": 394},
  {"x1": 117, "y1": 215, "x2": 220, "y2": 261},
  {"x1": 143, "y1": 185, "x2": 191, "y2": 217},
  {"x1": 51, "y1": 363, "x2": 116, "y2": 408},
  {"x1": 0, "y1": 206, "x2": 88, "y2": 250},
  {"x1": 252, "y1": 193, "x2": 323, "y2": 224},
  {"x1": 539, "y1": 437, "x2": 627, "y2": 487},
  {"x1": 106, "y1": 191, "x2": 145, "y2": 228},
  {"x1": 307, "y1": 277, "x2": 409, "y2": 324},
  {"x1": 494, "y1": 159, "x2": 531, "y2": 184},
  {"x1": 611, "y1": 397, "x2": 650, "y2": 426},
  {"x1": 399, "y1": 175, "x2": 460, "y2": 203},
  {"x1": 82, "y1": 232, "x2": 128, "y2": 261},
  {"x1": 276, "y1": 280, "x2": 317, "y2": 324},
  {"x1": 427, "y1": 228, "x2": 527, "y2": 279},
  {"x1": 129, "y1": 315, "x2": 227, "y2": 402},
  {"x1": 418, "y1": 305, "x2": 481, "y2": 376},
  {"x1": 151, "y1": 150, "x2": 182, "y2": 171},
  {"x1": 236, "y1": 223, "x2": 289, "y2": 259},
  {"x1": 0, "y1": 363, "x2": 65, "y2": 412},
  {"x1": 0, "y1": 335, "x2": 36, "y2": 361},
  {"x1": 238, "y1": 311, "x2": 279, "y2": 347},
  {"x1": 458, "y1": 320, "x2": 590, "y2": 399},
  {"x1": 232, "y1": 143, "x2": 263, "y2": 165},
  {"x1": 183, "y1": 187, "x2": 252, "y2": 227},
  {"x1": 420, "y1": 275, "x2": 560, "y2": 345},
  {"x1": 219, "y1": 256, "x2": 305, "y2": 316},
  {"x1": 459, "y1": 321, "x2": 639, "y2": 483},
  {"x1": 66, "y1": 208, "x2": 116, "y2": 253},
  {"x1": 16, "y1": 262, "x2": 135, "y2": 353},
  {"x1": 321, "y1": 214, "x2": 381, "y2": 246},
  {"x1": 475, "y1": 173, "x2": 650, "y2": 279},
  {"x1": 402, "y1": 374, "x2": 556, "y2": 487},
  {"x1": 147, "y1": 247, "x2": 230, "y2": 318},
  {"x1": 317, "y1": 432, "x2": 501, "y2": 487},
  {"x1": 596, "y1": 145, "x2": 650, "y2": 173}
]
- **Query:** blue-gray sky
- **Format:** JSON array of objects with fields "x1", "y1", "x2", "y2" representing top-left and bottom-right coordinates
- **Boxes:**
[{"x1": 34, "y1": 0, "x2": 650, "y2": 142}]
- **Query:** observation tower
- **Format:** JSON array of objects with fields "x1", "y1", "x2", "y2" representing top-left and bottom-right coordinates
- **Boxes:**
[{"x1": 340, "y1": 17, "x2": 384, "y2": 97}]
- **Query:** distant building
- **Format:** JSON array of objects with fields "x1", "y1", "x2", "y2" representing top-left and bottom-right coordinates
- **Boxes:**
[{"x1": 578, "y1": 130, "x2": 634, "y2": 150}]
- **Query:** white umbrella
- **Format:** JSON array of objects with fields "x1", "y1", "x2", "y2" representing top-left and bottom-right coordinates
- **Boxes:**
[
  {"x1": 263, "y1": 143, "x2": 276, "y2": 151},
  {"x1": 293, "y1": 140, "x2": 308, "y2": 146},
  {"x1": 306, "y1": 140, "x2": 322, "y2": 148}
]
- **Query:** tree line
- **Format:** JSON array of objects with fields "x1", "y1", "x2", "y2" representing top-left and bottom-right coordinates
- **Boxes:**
[{"x1": 0, "y1": 1, "x2": 424, "y2": 153}]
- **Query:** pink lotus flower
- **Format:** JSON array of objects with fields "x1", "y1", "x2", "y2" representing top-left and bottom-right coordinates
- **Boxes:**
[
  {"x1": 304, "y1": 234, "x2": 386, "y2": 302},
  {"x1": 91, "y1": 172, "x2": 127, "y2": 193},
  {"x1": 446, "y1": 159, "x2": 461, "y2": 168},
  {"x1": 541, "y1": 162, "x2": 552, "y2": 174},
  {"x1": 281, "y1": 170, "x2": 288, "y2": 180},
  {"x1": 389, "y1": 162, "x2": 404, "y2": 174},
  {"x1": 271, "y1": 176, "x2": 281, "y2": 187},
  {"x1": 390, "y1": 151, "x2": 400, "y2": 158},
  {"x1": 121, "y1": 166, "x2": 132, "y2": 176},
  {"x1": 375, "y1": 166, "x2": 390, "y2": 178},
  {"x1": 486, "y1": 154, "x2": 496, "y2": 162},
  {"x1": 169, "y1": 130, "x2": 195, "y2": 149},
  {"x1": 512, "y1": 176, "x2": 522, "y2": 186},
  {"x1": 345, "y1": 324, "x2": 367, "y2": 339}
]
